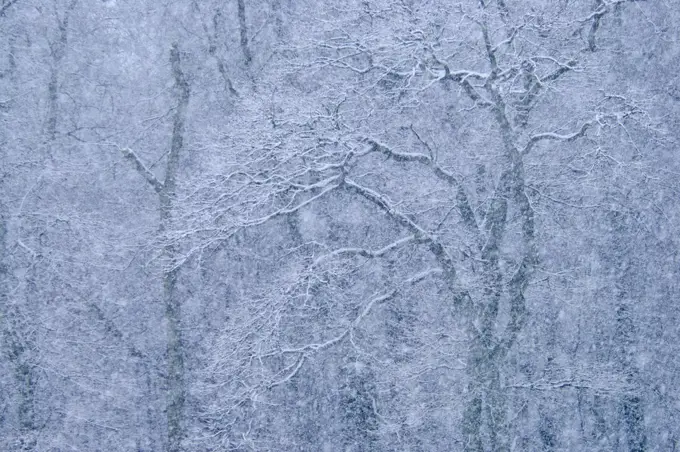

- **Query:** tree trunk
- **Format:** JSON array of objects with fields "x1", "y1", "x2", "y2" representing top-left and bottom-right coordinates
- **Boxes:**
[
  {"x1": 163, "y1": 42, "x2": 190, "y2": 452},
  {"x1": 45, "y1": 0, "x2": 76, "y2": 143},
  {"x1": 121, "y1": 41, "x2": 190, "y2": 452}
]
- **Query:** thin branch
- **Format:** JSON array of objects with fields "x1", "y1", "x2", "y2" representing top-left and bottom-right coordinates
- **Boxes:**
[
  {"x1": 490, "y1": 26, "x2": 521, "y2": 54},
  {"x1": 480, "y1": 22, "x2": 499, "y2": 74},
  {"x1": 266, "y1": 288, "x2": 399, "y2": 388},
  {"x1": 539, "y1": 59, "x2": 578, "y2": 84},
  {"x1": 312, "y1": 235, "x2": 416, "y2": 266},
  {"x1": 192, "y1": 2, "x2": 239, "y2": 97},
  {"x1": 522, "y1": 122, "x2": 592, "y2": 155},
  {"x1": 243, "y1": 178, "x2": 341, "y2": 228},
  {"x1": 407, "y1": 267, "x2": 444, "y2": 284}
]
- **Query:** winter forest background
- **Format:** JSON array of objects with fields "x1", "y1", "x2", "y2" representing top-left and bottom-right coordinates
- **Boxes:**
[{"x1": 1, "y1": 0, "x2": 679, "y2": 450}]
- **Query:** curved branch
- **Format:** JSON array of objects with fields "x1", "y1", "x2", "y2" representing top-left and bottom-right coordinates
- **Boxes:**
[
  {"x1": 242, "y1": 176, "x2": 342, "y2": 228},
  {"x1": 584, "y1": 0, "x2": 647, "y2": 52},
  {"x1": 312, "y1": 235, "x2": 416, "y2": 266},
  {"x1": 522, "y1": 122, "x2": 592, "y2": 155},
  {"x1": 587, "y1": 1, "x2": 607, "y2": 52},
  {"x1": 428, "y1": 51, "x2": 491, "y2": 106},
  {"x1": 363, "y1": 139, "x2": 480, "y2": 236},
  {"x1": 264, "y1": 288, "x2": 399, "y2": 389},
  {"x1": 343, "y1": 178, "x2": 458, "y2": 286},
  {"x1": 237, "y1": 0, "x2": 252, "y2": 65}
]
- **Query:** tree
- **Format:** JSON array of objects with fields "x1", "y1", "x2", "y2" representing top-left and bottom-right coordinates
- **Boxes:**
[
  {"x1": 185, "y1": 0, "x2": 673, "y2": 449},
  {"x1": 120, "y1": 42, "x2": 191, "y2": 452},
  {"x1": 1, "y1": 0, "x2": 679, "y2": 450}
]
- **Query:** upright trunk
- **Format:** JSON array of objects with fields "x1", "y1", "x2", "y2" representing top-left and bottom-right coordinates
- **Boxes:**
[
  {"x1": 120, "y1": 42, "x2": 190, "y2": 452},
  {"x1": 609, "y1": 211, "x2": 646, "y2": 451},
  {"x1": 1, "y1": 6, "x2": 49, "y2": 439},
  {"x1": 461, "y1": 18, "x2": 535, "y2": 447},
  {"x1": 462, "y1": 184, "x2": 509, "y2": 451},
  {"x1": 236, "y1": 0, "x2": 251, "y2": 65},
  {"x1": 462, "y1": 344, "x2": 507, "y2": 451},
  {"x1": 12, "y1": 304, "x2": 37, "y2": 451},
  {"x1": 163, "y1": 42, "x2": 190, "y2": 452},
  {"x1": 0, "y1": 208, "x2": 38, "y2": 451},
  {"x1": 45, "y1": 0, "x2": 77, "y2": 143},
  {"x1": 163, "y1": 236, "x2": 185, "y2": 452}
]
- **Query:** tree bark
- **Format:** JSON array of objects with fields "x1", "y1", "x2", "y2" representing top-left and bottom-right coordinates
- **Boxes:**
[
  {"x1": 237, "y1": 0, "x2": 252, "y2": 65},
  {"x1": 163, "y1": 41, "x2": 190, "y2": 452},
  {"x1": 45, "y1": 0, "x2": 77, "y2": 143},
  {"x1": 121, "y1": 42, "x2": 190, "y2": 452}
]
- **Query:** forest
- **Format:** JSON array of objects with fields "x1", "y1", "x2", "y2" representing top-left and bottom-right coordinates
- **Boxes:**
[{"x1": 1, "y1": 0, "x2": 679, "y2": 450}]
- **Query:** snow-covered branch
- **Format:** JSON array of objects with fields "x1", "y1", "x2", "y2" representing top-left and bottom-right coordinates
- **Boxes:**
[
  {"x1": 343, "y1": 178, "x2": 458, "y2": 285},
  {"x1": 522, "y1": 122, "x2": 592, "y2": 155},
  {"x1": 362, "y1": 138, "x2": 480, "y2": 235},
  {"x1": 120, "y1": 148, "x2": 164, "y2": 194},
  {"x1": 312, "y1": 235, "x2": 416, "y2": 266}
]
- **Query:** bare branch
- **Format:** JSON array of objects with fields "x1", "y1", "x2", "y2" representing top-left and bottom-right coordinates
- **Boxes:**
[
  {"x1": 267, "y1": 354, "x2": 306, "y2": 389},
  {"x1": 343, "y1": 178, "x2": 458, "y2": 286},
  {"x1": 522, "y1": 122, "x2": 592, "y2": 155},
  {"x1": 363, "y1": 139, "x2": 480, "y2": 235},
  {"x1": 585, "y1": 0, "x2": 647, "y2": 52},
  {"x1": 587, "y1": 1, "x2": 607, "y2": 52},
  {"x1": 0, "y1": 0, "x2": 19, "y2": 17},
  {"x1": 120, "y1": 148, "x2": 164, "y2": 194},
  {"x1": 406, "y1": 267, "x2": 444, "y2": 285},
  {"x1": 192, "y1": 2, "x2": 239, "y2": 97},
  {"x1": 427, "y1": 51, "x2": 491, "y2": 106},
  {"x1": 166, "y1": 42, "x2": 191, "y2": 195},
  {"x1": 265, "y1": 289, "x2": 399, "y2": 389},
  {"x1": 539, "y1": 59, "x2": 578, "y2": 84},
  {"x1": 312, "y1": 235, "x2": 416, "y2": 266},
  {"x1": 490, "y1": 26, "x2": 521, "y2": 54},
  {"x1": 242, "y1": 177, "x2": 342, "y2": 228},
  {"x1": 480, "y1": 22, "x2": 499, "y2": 74},
  {"x1": 508, "y1": 373, "x2": 638, "y2": 397}
]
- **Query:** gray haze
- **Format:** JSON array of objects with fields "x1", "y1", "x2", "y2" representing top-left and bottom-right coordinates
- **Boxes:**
[{"x1": 1, "y1": 0, "x2": 679, "y2": 450}]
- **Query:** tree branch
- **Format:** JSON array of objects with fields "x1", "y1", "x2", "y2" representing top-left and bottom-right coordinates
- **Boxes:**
[
  {"x1": 265, "y1": 288, "x2": 399, "y2": 389},
  {"x1": 363, "y1": 138, "x2": 480, "y2": 236},
  {"x1": 312, "y1": 235, "x2": 416, "y2": 266},
  {"x1": 585, "y1": 0, "x2": 647, "y2": 52},
  {"x1": 428, "y1": 51, "x2": 491, "y2": 106},
  {"x1": 0, "y1": 0, "x2": 19, "y2": 17},
  {"x1": 166, "y1": 42, "x2": 191, "y2": 195},
  {"x1": 522, "y1": 122, "x2": 592, "y2": 155},
  {"x1": 539, "y1": 58, "x2": 578, "y2": 84},
  {"x1": 343, "y1": 178, "x2": 458, "y2": 286},
  {"x1": 242, "y1": 176, "x2": 341, "y2": 228},
  {"x1": 587, "y1": 1, "x2": 607, "y2": 52},
  {"x1": 120, "y1": 148, "x2": 164, "y2": 194}
]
